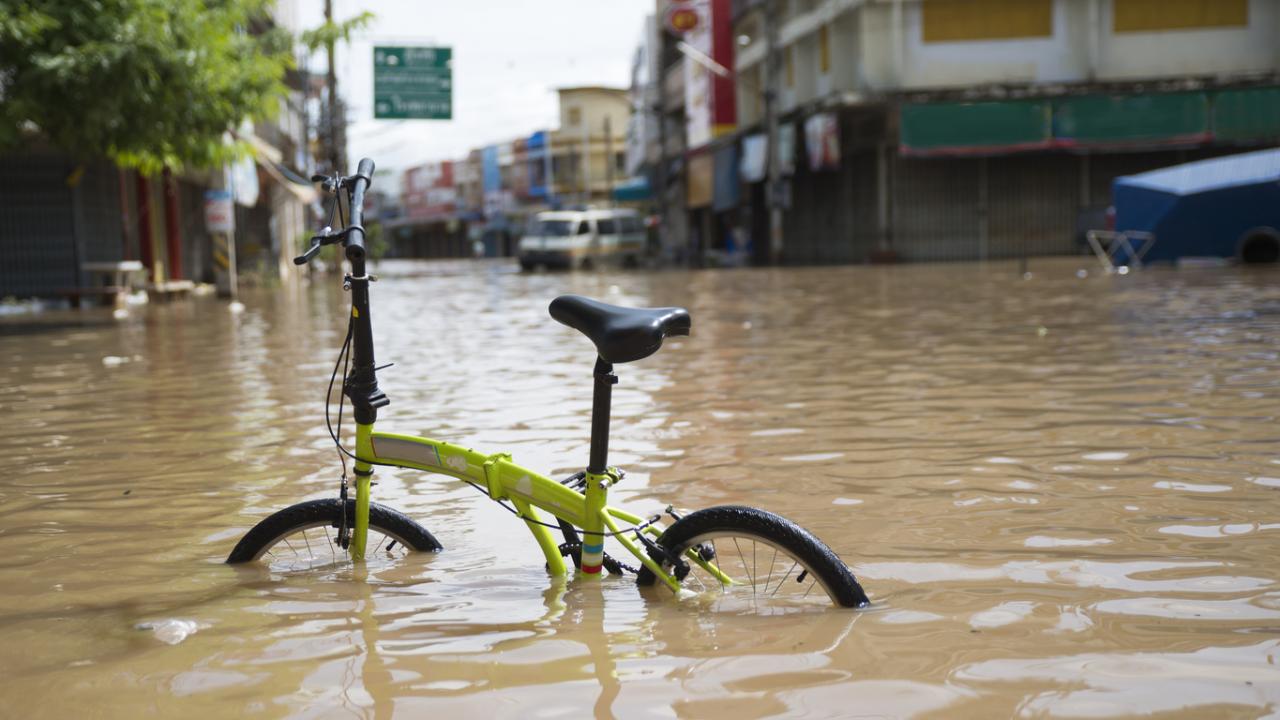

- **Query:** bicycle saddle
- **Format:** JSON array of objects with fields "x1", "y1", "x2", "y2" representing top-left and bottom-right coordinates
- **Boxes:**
[{"x1": 549, "y1": 295, "x2": 691, "y2": 364}]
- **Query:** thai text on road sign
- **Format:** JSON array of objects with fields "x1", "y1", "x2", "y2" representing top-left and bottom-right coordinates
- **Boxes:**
[{"x1": 374, "y1": 46, "x2": 452, "y2": 120}]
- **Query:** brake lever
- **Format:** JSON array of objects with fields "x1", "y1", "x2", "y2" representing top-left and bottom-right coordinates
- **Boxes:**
[
  {"x1": 293, "y1": 240, "x2": 323, "y2": 265},
  {"x1": 292, "y1": 225, "x2": 349, "y2": 265},
  {"x1": 311, "y1": 174, "x2": 340, "y2": 194}
]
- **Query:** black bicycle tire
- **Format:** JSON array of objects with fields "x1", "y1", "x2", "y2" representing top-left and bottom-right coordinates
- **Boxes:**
[
  {"x1": 635, "y1": 505, "x2": 870, "y2": 608},
  {"x1": 226, "y1": 498, "x2": 442, "y2": 563}
]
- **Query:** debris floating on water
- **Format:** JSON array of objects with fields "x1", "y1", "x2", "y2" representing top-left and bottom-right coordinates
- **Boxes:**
[{"x1": 135, "y1": 619, "x2": 200, "y2": 645}]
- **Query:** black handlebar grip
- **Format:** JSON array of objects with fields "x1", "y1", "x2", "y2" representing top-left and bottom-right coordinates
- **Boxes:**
[{"x1": 346, "y1": 158, "x2": 376, "y2": 262}]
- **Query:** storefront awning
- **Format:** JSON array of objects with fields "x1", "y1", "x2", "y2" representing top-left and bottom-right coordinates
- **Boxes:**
[
  {"x1": 899, "y1": 90, "x2": 1271, "y2": 156},
  {"x1": 901, "y1": 99, "x2": 1051, "y2": 156},
  {"x1": 240, "y1": 131, "x2": 320, "y2": 204},
  {"x1": 1054, "y1": 92, "x2": 1210, "y2": 149},
  {"x1": 1213, "y1": 87, "x2": 1280, "y2": 143},
  {"x1": 612, "y1": 176, "x2": 651, "y2": 202}
]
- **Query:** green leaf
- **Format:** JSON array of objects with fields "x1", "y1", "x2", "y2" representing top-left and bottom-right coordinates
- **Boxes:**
[
  {"x1": 0, "y1": 0, "x2": 295, "y2": 172},
  {"x1": 300, "y1": 11, "x2": 374, "y2": 53}
]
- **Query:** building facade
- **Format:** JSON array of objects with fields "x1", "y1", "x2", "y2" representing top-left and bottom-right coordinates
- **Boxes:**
[
  {"x1": 640, "y1": 0, "x2": 1280, "y2": 265},
  {"x1": 388, "y1": 87, "x2": 632, "y2": 260},
  {"x1": 549, "y1": 87, "x2": 632, "y2": 207},
  {"x1": 388, "y1": 160, "x2": 467, "y2": 258}
]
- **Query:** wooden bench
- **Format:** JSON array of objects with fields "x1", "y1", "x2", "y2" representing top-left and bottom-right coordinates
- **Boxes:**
[
  {"x1": 82, "y1": 260, "x2": 146, "y2": 288},
  {"x1": 61, "y1": 261, "x2": 146, "y2": 308}
]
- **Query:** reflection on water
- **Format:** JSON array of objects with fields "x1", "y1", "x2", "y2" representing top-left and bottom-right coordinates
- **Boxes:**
[{"x1": 2, "y1": 257, "x2": 1279, "y2": 717}]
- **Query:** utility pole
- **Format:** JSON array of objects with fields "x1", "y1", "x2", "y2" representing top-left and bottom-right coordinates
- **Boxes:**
[
  {"x1": 604, "y1": 115, "x2": 615, "y2": 207},
  {"x1": 581, "y1": 119, "x2": 591, "y2": 206},
  {"x1": 543, "y1": 131, "x2": 556, "y2": 209},
  {"x1": 763, "y1": 0, "x2": 784, "y2": 265},
  {"x1": 324, "y1": 0, "x2": 344, "y2": 174},
  {"x1": 654, "y1": 100, "x2": 669, "y2": 258}
]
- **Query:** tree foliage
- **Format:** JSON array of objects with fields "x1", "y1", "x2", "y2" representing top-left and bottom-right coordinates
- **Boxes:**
[
  {"x1": 0, "y1": 0, "x2": 293, "y2": 173},
  {"x1": 300, "y1": 11, "x2": 373, "y2": 54}
]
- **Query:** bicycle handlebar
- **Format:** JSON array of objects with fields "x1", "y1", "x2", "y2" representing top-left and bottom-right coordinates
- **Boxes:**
[
  {"x1": 345, "y1": 158, "x2": 375, "y2": 263},
  {"x1": 292, "y1": 159, "x2": 377, "y2": 267}
]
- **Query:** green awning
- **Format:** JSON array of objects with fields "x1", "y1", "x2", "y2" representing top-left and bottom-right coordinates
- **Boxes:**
[
  {"x1": 900, "y1": 89, "x2": 1279, "y2": 157},
  {"x1": 613, "y1": 176, "x2": 651, "y2": 202},
  {"x1": 901, "y1": 100, "x2": 1051, "y2": 155},
  {"x1": 1054, "y1": 92, "x2": 1210, "y2": 148},
  {"x1": 1213, "y1": 87, "x2": 1280, "y2": 142}
]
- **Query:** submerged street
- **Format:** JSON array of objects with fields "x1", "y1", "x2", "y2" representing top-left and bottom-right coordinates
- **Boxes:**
[{"x1": 2, "y1": 258, "x2": 1280, "y2": 717}]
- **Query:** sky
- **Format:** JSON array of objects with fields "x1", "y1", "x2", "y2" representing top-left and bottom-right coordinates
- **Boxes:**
[{"x1": 295, "y1": 1, "x2": 654, "y2": 176}]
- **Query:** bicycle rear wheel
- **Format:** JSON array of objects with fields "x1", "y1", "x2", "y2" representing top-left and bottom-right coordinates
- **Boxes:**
[
  {"x1": 226, "y1": 498, "x2": 441, "y2": 570},
  {"x1": 636, "y1": 506, "x2": 869, "y2": 611}
]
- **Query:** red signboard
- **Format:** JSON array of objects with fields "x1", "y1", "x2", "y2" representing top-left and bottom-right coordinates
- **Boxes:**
[
  {"x1": 402, "y1": 161, "x2": 457, "y2": 221},
  {"x1": 683, "y1": 0, "x2": 736, "y2": 149},
  {"x1": 710, "y1": 0, "x2": 735, "y2": 135}
]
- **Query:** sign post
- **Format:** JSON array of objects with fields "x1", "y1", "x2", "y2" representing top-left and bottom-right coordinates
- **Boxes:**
[
  {"x1": 373, "y1": 46, "x2": 452, "y2": 120},
  {"x1": 204, "y1": 189, "x2": 240, "y2": 308}
]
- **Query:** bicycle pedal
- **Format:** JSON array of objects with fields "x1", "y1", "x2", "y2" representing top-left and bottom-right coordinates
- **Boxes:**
[{"x1": 555, "y1": 542, "x2": 583, "y2": 570}]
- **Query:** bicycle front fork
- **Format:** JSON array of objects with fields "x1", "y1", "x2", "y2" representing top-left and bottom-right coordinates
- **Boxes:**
[{"x1": 350, "y1": 423, "x2": 376, "y2": 561}]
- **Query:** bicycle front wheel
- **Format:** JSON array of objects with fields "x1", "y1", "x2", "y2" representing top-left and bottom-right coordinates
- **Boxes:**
[
  {"x1": 636, "y1": 506, "x2": 869, "y2": 611},
  {"x1": 226, "y1": 498, "x2": 441, "y2": 570}
]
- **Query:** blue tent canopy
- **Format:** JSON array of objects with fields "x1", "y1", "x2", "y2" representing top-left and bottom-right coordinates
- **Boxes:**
[{"x1": 1114, "y1": 148, "x2": 1280, "y2": 262}]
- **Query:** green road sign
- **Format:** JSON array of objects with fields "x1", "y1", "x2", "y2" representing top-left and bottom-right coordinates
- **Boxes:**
[{"x1": 373, "y1": 46, "x2": 452, "y2": 120}]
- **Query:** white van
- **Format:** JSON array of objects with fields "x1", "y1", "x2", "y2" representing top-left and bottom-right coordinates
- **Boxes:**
[{"x1": 518, "y1": 209, "x2": 647, "y2": 270}]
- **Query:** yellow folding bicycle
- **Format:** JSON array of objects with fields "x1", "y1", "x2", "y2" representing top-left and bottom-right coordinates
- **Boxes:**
[{"x1": 227, "y1": 159, "x2": 870, "y2": 612}]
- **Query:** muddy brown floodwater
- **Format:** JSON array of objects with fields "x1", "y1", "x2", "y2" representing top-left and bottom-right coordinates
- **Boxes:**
[{"x1": 2, "y1": 258, "x2": 1279, "y2": 718}]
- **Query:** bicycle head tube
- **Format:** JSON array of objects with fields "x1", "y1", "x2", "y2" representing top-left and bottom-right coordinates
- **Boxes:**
[{"x1": 342, "y1": 158, "x2": 388, "y2": 424}]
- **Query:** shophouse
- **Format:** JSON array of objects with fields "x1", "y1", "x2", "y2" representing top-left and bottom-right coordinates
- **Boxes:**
[{"x1": 642, "y1": 0, "x2": 1280, "y2": 265}]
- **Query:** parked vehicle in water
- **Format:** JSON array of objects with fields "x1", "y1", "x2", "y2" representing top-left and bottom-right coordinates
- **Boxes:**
[{"x1": 518, "y1": 209, "x2": 646, "y2": 270}]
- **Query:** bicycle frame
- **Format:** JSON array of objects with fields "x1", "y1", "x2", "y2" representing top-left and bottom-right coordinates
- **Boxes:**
[
  {"x1": 350, "y1": 423, "x2": 731, "y2": 593},
  {"x1": 325, "y1": 161, "x2": 726, "y2": 595}
]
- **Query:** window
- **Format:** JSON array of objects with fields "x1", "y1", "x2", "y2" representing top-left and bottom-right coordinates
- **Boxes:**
[
  {"x1": 597, "y1": 218, "x2": 618, "y2": 234},
  {"x1": 922, "y1": 0, "x2": 1053, "y2": 43},
  {"x1": 576, "y1": 220, "x2": 590, "y2": 235},
  {"x1": 1113, "y1": 0, "x2": 1247, "y2": 32},
  {"x1": 533, "y1": 220, "x2": 575, "y2": 236},
  {"x1": 568, "y1": 107, "x2": 582, "y2": 126},
  {"x1": 819, "y1": 25, "x2": 830, "y2": 75}
]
